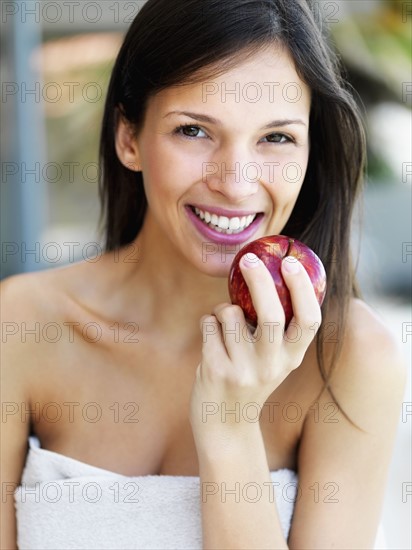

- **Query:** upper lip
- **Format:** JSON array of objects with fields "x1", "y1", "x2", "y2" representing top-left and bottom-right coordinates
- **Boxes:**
[{"x1": 188, "y1": 204, "x2": 263, "y2": 217}]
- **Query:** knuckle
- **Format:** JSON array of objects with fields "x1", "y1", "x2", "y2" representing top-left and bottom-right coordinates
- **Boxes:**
[
  {"x1": 219, "y1": 304, "x2": 244, "y2": 323},
  {"x1": 297, "y1": 309, "x2": 322, "y2": 330},
  {"x1": 259, "y1": 305, "x2": 285, "y2": 324},
  {"x1": 202, "y1": 314, "x2": 216, "y2": 326}
]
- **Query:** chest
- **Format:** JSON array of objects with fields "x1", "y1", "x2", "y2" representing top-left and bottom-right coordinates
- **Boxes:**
[{"x1": 31, "y1": 335, "x2": 313, "y2": 476}]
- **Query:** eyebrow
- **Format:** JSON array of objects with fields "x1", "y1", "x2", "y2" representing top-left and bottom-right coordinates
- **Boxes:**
[
  {"x1": 164, "y1": 111, "x2": 221, "y2": 125},
  {"x1": 164, "y1": 110, "x2": 307, "y2": 128},
  {"x1": 261, "y1": 119, "x2": 307, "y2": 129}
]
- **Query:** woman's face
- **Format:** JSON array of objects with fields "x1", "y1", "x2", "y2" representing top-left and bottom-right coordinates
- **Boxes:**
[{"x1": 120, "y1": 45, "x2": 311, "y2": 276}]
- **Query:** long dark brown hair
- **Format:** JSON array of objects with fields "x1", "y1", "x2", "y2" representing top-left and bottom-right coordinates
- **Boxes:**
[{"x1": 99, "y1": 0, "x2": 366, "y2": 423}]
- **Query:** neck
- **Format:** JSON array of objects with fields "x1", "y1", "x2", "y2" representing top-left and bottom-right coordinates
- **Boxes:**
[{"x1": 111, "y1": 217, "x2": 231, "y2": 339}]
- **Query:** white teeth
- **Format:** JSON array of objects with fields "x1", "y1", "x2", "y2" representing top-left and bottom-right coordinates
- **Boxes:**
[
  {"x1": 218, "y1": 216, "x2": 229, "y2": 230},
  {"x1": 229, "y1": 217, "x2": 240, "y2": 231},
  {"x1": 192, "y1": 207, "x2": 257, "y2": 234}
]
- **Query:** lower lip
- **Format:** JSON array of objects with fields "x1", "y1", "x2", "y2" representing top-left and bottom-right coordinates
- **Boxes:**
[{"x1": 185, "y1": 206, "x2": 264, "y2": 246}]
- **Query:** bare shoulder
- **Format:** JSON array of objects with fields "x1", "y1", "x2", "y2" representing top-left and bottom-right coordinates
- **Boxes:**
[
  {"x1": 1, "y1": 267, "x2": 71, "y2": 319},
  {"x1": 334, "y1": 298, "x2": 407, "y2": 406},
  {"x1": 293, "y1": 297, "x2": 406, "y2": 416},
  {"x1": 1, "y1": 257, "x2": 105, "y2": 320},
  {"x1": 1, "y1": 254, "x2": 127, "y2": 376},
  {"x1": 288, "y1": 298, "x2": 407, "y2": 547},
  {"x1": 1, "y1": 268, "x2": 73, "y2": 381},
  {"x1": 1, "y1": 268, "x2": 78, "y2": 550},
  {"x1": 320, "y1": 297, "x2": 406, "y2": 430},
  {"x1": 344, "y1": 297, "x2": 403, "y2": 358},
  {"x1": 1, "y1": 262, "x2": 96, "y2": 383}
]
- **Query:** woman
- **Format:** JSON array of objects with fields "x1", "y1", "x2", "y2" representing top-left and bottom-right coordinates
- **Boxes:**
[{"x1": 1, "y1": 0, "x2": 406, "y2": 548}]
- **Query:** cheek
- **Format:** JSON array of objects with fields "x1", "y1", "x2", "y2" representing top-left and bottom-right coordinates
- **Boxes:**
[
  {"x1": 268, "y1": 147, "x2": 309, "y2": 192},
  {"x1": 265, "y1": 149, "x2": 308, "y2": 225},
  {"x1": 283, "y1": 143, "x2": 309, "y2": 180},
  {"x1": 279, "y1": 161, "x2": 306, "y2": 189},
  {"x1": 141, "y1": 139, "x2": 202, "y2": 200}
]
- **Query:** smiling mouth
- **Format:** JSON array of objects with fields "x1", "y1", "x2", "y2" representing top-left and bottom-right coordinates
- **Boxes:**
[{"x1": 190, "y1": 206, "x2": 261, "y2": 235}]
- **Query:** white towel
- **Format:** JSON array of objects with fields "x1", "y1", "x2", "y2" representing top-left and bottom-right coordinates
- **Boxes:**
[
  {"x1": 14, "y1": 437, "x2": 387, "y2": 549},
  {"x1": 14, "y1": 438, "x2": 298, "y2": 549}
]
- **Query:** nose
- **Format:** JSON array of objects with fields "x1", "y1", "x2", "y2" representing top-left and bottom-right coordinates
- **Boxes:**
[{"x1": 202, "y1": 145, "x2": 259, "y2": 203}]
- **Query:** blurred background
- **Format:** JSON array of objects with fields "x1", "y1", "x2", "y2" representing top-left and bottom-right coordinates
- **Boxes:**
[{"x1": 0, "y1": 0, "x2": 411, "y2": 547}]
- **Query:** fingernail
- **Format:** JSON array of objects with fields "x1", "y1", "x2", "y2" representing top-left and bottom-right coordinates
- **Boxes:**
[
  {"x1": 241, "y1": 253, "x2": 260, "y2": 268},
  {"x1": 282, "y1": 256, "x2": 301, "y2": 274}
]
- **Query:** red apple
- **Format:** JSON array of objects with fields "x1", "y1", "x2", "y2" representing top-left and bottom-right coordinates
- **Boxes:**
[{"x1": 228, "y1": 235, "x2": 327, "y2": 328}]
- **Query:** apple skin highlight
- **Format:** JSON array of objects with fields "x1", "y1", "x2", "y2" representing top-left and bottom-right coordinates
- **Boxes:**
[{"x1": 228, "y1": 235, "x2": 327, "y2": 328}]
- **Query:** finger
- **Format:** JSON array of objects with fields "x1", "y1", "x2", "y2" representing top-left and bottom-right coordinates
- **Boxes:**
[
  {"x1": 212, "y1": 302, "x2": 252, "y2": 359},
  {"x1": 281, "y1": 256, "x2": 322, "y2": 349},
  {"x1": 199, "y1": 315, "x2": 231, "y2": 381},
  {"x1": 239, "y1": 253, "x2": 285, "y2": 332},
  {"x1": 200, "y1": 314, "x2": 222, "y2": 349}
]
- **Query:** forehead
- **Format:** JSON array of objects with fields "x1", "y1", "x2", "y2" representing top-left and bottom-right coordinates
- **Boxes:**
[{"x1": 147, "y1": 45, "x2": 311, "y2": 119}]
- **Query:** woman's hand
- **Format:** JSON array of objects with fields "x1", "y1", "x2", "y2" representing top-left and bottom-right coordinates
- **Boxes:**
[{"x1": 189, "y1": 252, "x2": 322, "y2": 445}]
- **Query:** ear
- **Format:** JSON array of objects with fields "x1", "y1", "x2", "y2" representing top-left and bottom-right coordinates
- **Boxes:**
[{"x1": 115, "y1": 112, "x2": 141, "y2": 172}]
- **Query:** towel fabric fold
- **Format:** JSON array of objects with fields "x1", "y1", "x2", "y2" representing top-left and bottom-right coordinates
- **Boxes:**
[
  {"x1": 14, "y1": 437, "x2": 386, "y2": 549},
  {"x1": 14, "y1": 438, "x2": 296, "y2": 549}
]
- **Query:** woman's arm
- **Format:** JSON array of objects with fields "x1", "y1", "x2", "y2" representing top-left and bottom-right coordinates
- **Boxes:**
[
  {"x1": 195, "y1": 422, "x2": 289, "y2": 549},
  {"x1": 190, "y1": 254, "x2": 322, "y2": 548},
  {"x1": 288, "y1": 299, "x2": 406, "y2": 549},
  {"x1": 1, "y1": 277, "x2": 35, "y2": 550},
  {"x1": 190, "y1": 255, "x2": 406, "y2": 548}
]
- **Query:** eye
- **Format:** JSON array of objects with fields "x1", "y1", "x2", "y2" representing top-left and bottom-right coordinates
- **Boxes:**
[
  {"x1": 174, "y1": 124, "x2": 208, "y2": 138},
  {"x1": 260, "y1": 133, "x2": 293, "y2": 144}
]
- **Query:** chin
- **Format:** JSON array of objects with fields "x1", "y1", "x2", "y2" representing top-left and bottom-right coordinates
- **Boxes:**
[{"x1": 191, "y1": 248, "x2": 235, "y2": 278}]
